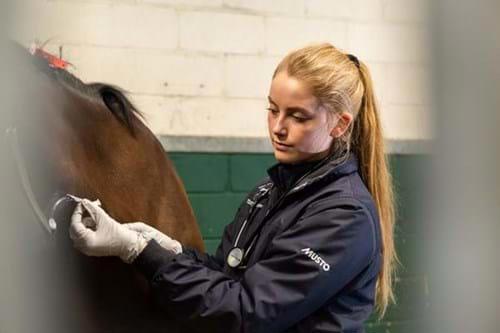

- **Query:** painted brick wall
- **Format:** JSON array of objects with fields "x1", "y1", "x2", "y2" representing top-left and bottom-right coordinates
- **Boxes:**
[
  {"x1": 8, "y1": 0, "x2": 431, "y2": 141},
  {"x1": 169, "y1": 152, "x2": 429, "y2": 333}
]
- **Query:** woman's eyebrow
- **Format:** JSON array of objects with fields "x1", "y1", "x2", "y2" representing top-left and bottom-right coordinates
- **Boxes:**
[
  {"x1": 268, "y1": 96, "x2": 313, "y2": 115},
  {"x1": 267, "y1": 96, "x2": 278, "y2": 107},
  {"x1": 287, "y1": 107, "x2": 313, "y2": 116}
]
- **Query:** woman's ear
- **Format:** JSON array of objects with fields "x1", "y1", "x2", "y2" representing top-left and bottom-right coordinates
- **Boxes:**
[{"x1": 330, "y1": 112, "x2": 353, "y2": 138}]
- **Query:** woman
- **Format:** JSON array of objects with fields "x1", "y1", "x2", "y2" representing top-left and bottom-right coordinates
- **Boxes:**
[{"x1": 70, "y1": 43, "x2": 397, "y2": 333}]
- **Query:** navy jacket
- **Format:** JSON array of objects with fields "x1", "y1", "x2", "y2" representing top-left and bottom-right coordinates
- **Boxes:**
[{"x1": 134, "y1": 153, "x2": 382, "y2": 333}]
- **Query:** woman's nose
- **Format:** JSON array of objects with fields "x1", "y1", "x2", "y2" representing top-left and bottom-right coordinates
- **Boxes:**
[{"x1": 272, "y1": 115, "x2": 287, "y2": 137}]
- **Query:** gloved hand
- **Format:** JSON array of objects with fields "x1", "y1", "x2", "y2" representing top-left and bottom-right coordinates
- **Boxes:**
[
  {"x1": 69, "y1": 199, "x2": 148, "y2": 263},
  {"x1": 123, "y1": 222, "x2": 182, "y2": 255}
]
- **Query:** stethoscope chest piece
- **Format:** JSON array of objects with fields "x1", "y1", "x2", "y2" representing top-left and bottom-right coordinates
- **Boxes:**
[{"x1": 227, "y1": 247, "x2": 244, "y2": 268}]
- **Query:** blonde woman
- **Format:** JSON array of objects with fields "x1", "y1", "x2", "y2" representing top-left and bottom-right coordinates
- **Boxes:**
[{"x1": 70, "y1": 43, "x2": 397, "y2": 333}]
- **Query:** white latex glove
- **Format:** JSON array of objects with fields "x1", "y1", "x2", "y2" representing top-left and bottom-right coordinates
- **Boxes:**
[
  {"x1": 123, "y1": 222, "x2": 182, "y2": 255},
  {"x1": 69, "y1": 199, "x2": 147, "y2": 263}
]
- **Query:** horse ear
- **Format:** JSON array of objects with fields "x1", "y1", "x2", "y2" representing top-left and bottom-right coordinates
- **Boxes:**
[{"x1": 97, "y1": 85, "x2": 137, "y2": 135}]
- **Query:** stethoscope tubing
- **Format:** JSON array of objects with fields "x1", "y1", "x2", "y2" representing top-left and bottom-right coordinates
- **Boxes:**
[{"x1": 227, "y1": 154, "x2": 336, "y2": 269}]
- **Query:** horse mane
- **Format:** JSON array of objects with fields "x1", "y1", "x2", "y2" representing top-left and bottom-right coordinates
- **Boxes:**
[{"x1": 20, "y1": 42, "x2": 144, "y2": 135}]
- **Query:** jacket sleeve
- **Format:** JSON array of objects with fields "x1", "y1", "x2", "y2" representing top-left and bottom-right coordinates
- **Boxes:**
[
  {"x1": 133, "y1": 198, "x2": 378, "y2": 333},
  {"x1": 180, "y1": 219, "x2": 234, "y2": 271}
]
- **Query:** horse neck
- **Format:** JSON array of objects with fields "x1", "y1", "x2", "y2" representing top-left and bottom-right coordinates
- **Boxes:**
[{"x1": 144, "y1": 137, "x2": 204, "y2": 251}]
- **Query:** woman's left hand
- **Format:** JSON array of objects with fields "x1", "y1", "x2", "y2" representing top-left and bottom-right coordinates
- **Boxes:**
[{"x1": 69, "y1": 199, "x2": 148, "y2": 263}]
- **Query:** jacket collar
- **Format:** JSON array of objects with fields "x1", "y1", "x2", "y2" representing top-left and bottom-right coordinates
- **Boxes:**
[
  {"x1": 266, "y1": 158, "x2": 324, "y2": 193},
  {"x1": 266, "y1": 152, "x2": 359, "y2": 195}
]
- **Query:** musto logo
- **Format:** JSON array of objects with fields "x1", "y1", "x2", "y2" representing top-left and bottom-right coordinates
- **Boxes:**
[{"x1": 300, "y1": 248, "x2": 330, "y2": 271}]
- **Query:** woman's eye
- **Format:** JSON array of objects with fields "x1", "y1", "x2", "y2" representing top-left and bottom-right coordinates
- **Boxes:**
[
  {"x1": 292, "y1": 114, "x2": 308, "y2": 122},
  {"x1": 267, "y1": 108, "x2": 279, "y2": 115}
]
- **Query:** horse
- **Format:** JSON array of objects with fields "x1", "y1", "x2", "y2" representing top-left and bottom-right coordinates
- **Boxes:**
[{"x1": 0, "y1": 41, "x2": 204, "y2": 332}]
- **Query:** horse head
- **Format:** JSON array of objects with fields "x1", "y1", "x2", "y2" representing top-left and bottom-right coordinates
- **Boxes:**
[
  {"x1": 8, "y1": 42, "x2": 204, "y2": 248},
  {"x1": 2, "y1": 41, "x2": 203, "y2": 332}
]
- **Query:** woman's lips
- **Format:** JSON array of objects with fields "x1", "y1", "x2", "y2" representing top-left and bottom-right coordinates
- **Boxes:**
[{"x1": 274, "y1": 140, "x2": 293, "y2": 151}]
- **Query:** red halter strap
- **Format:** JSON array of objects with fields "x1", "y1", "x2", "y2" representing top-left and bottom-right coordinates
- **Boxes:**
[{"x1": 29, "y1": 42, "x2": 71, "y2": 70}]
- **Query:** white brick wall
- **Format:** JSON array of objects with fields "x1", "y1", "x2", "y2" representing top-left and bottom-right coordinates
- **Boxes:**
[
  {"x1": 62, "y1": 46, "x2": 225, "y2": 96},
  {"x1": 348, "y1": 23, "x2": 429, "y2": 63},
  {"x1": 179, "y1": 11, "x2": 265, "y2": 53},
  {"x1": 266, "y1": 17, "x2": 348, "y2": 55},
  {"x1": 386, "y1": 64, "x2": 431, "y2": 106},
  {"x1": 144, "y1": 0, "x2": 223, "y2": 9},
  {"x1": 382, "y1": 105, "x2": 432, "y2": 140},
  {"x1": 224, "y1": 0, "x2": 305, "y2": 16},
  {"x1": 305, "y1": 0, "x2": 383, "y2": 21},
  {"x1": 382, "y1": 0, "x2": 429, "y2": 23},
  {"x1": 133, "y1": 95, "x2": 267, "y2": 137},
  {"x1": 11, "y1": 1, "x2": 177, "y2": 49},
  {"x1": 225, "y1": 55, "x2": 281, "y2": 98},
  {"x1": 9, "y1": 0, "x2": 432, "y2": 140}
]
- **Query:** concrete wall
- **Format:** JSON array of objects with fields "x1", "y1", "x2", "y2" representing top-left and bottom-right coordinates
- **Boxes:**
[{"x1": 8, "y1": 0, "x2": 432, "y2": 141}]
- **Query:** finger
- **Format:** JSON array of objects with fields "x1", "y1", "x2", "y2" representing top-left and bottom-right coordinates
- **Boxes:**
[
  {"x1": 70, "y1": 204, "x2": 85, "y2": 240},
  {"x1": 81, "y1": 216, "x2": 97, "y2": 229},
  {"x1": 70, "y1": 202, "x2": 84, "y2": 223},
  {"x1": 67, "y1": 194, "x2": 84, "y2": 203},
  {"x1": 123, "y1": 222, "x2": 150, "y2": 232},
  {"x1": 67, "y1": 195, "x2": 101, "y2": 208},
  {"x1": 69, "y1": 214, "x2": 93, "y2": 241},
  {"x1": 73, "y1": 233, "x2": 96, "y2": 255},
  {"x1": 81, "y1": 199, "x2": 107, "y2": 223}
]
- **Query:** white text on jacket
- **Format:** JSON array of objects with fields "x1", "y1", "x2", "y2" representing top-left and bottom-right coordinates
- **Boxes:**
[{"x1": 300, "y1": 248, "x2": 331, "y2": 271}]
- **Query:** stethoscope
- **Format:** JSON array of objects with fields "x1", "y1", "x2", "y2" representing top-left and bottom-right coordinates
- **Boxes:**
[
  {"x1": 226, "y1": 185, "x2": 273, "y2": 269},
  {"x1": 225, "y1": 153, "x2": 342, "y2": 270}
]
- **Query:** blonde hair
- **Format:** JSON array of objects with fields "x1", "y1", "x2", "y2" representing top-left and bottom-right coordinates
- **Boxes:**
[{"x1": 274, "y1": 43, "x2": 398, "y2": 318}]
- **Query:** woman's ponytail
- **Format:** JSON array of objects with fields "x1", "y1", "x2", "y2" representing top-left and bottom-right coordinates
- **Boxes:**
[{"x1": 353, "y1": 61, "x2": 398, "y2": 319}]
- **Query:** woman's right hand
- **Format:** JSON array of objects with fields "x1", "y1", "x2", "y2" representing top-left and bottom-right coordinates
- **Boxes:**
[{"x1": 123, "y1": 222, "x2": 182, "y2": 255}]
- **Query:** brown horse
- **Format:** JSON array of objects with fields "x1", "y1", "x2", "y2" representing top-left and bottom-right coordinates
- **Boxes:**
[{"x1": 1, "y1": 42, "x2": 204, "y2": 332}]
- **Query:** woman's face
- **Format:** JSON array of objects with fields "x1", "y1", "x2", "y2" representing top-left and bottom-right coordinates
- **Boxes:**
[{"x1": 267, "y1": 71, "x2": 337, "y2": 164}]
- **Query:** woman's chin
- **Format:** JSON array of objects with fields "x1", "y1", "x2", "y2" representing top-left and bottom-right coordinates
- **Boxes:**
[
  {"x1": 274, "y1": 151, "x2": 298, "y2": 164},
  {"x1": 274, "y1": 150, "x2": 329, "y2": 164}
]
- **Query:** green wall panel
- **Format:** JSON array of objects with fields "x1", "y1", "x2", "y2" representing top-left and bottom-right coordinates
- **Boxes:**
[
  {"x1": 188, "y1": 193, "x2": 246, "y2": 238},
  {"x1": 383, "y1": 276, "x2": 429, "y2": 322},
  {"x1": 169, "y1": 153, "x2": 229, "y2": 192},
  {"x1": 395, "y1": 233, "x2": 421, "y2": 276},
  {"x1": 203, "y1": 238, "x2": 221, "y2": 255},
  {"x1": 365, "y1": 320, "x2": 424, "y2": 333},
  {"x1": 229, "y1": 154, "x2": 277, "y2": 192},
  {"x1": 389, "y1": 155, "x2": 429, "y2": 235}
]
